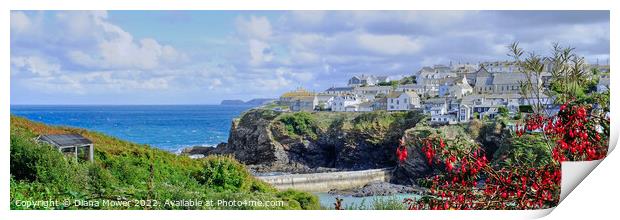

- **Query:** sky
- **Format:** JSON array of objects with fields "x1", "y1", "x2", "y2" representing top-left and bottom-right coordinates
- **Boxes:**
[{"x1": 10, "y1": 11, "x2": 610, "y2": 105}]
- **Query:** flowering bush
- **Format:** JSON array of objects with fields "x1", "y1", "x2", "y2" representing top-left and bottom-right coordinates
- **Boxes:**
[
  {"x1": 516, "y1": 101, "x2": 609, "y2": 161},
  {"x1": 398, "y1": 100, "x2": 608, "y2": 210},
  {"x1": 403, "y1": 135, "x2": 560, "y2": 210}
]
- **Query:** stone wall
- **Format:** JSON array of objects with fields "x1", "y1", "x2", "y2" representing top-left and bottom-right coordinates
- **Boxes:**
[{"x1": 257, "y1": 168, "x2": 392, "y2": 192}]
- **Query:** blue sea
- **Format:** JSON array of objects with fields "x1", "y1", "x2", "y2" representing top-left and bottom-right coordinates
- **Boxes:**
[{"x1": 10, "y1": 105, "x2": 254, "y2": 152}]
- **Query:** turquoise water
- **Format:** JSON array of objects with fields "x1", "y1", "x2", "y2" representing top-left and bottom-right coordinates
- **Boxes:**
[
  {"x1": 315, "y1": 192, "x2": 421, "y2": 210},
  {"x1": 10, "y1": 105, "x2": 254, "y2": 151}
]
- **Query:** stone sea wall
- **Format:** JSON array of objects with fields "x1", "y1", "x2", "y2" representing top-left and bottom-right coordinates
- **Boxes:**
[{"x1": 257, "y1": 168, "x2": 392, "y2": 192}]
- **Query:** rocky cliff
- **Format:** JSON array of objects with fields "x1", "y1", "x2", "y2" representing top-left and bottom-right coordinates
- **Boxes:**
[{"x1": 200, "y1": 109, "x2": 433, "y2": 176}]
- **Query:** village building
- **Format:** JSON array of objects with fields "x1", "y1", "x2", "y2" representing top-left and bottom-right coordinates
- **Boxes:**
[
  {"x1": 289, "y1": 96, "x2": 319, "y2": 112},
  {"x1": 353, "y1": 86, "x2": 393, "y2": 100},
  {"x1": 458, "y1": 104, "x2": 472, "y2": 123},
  {"x1": 430, "y1": 113, "x2": 458, "y2": 124},
  {"x1": 423, "y1": 98, "x2": 449, "y2": 116},
  {"x1": 37, "y1": 134, "x2": 94, "y2": 162},
  {"x1": 461, "y1": 93, "x2": 525, "y2": 119},
  {"x1": 414, "y1": 65, "x2": 458, "y2": 87},
  {"x1": 279, "y1": 88, "x2": 318, "y2": 112},
  {"x1": 280, "y1": 88, "x2": 315, "y2": 105},
  {"x1": 438, "y1": 75, "x2": 473, "y2": 98},
  {"x1": 357, "y1": 101, "x2": 375, "y2": 112},
  {"x1": 474, "y1": 66, "x2": 535, "y2": 95},
  {"x1": 387, "y1": 91, "x2": 421, "y2": 111},
  {"x1": 347, "y1": 75, "x2": 390, "y2": 87},
  {"x1": 324, "y1": 86, "x2": 355, "y2": 95},
  {"x1": 451, "y1": 63, "x2": 478, "y2": 74},
  {"x1": 331, "y1": 94, "x2": 365, "y2": 112},
  {"x1": 397, "y1": 84, "x2": 431, "y2": 95},
  {"x1": 316, "y1": 93, "x2": 335, "y2": 111},
  {"x1": 372, "y1": 97, "x2": 388, "y2": 111},
  {"x1": 480, "y1": 61, "x2": 520, "y2": 73}
]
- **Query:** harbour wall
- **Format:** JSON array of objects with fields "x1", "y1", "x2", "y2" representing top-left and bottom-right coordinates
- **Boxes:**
[{"x1": 256, "y1": 168, "x2": 393, "y2": 192}]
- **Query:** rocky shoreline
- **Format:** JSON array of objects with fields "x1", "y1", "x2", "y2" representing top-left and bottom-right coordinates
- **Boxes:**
[{"x1": 328, "y1": 181, "x2": 426, "y2": 197}]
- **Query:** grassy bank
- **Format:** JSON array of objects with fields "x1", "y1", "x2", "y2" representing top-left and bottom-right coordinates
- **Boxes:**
[
  {"x1": 10, "y1": 116, "x2": 319, "y2": 210},
  {"x1": 272, "y1": 110, "x2": 424, "y2": 144}
]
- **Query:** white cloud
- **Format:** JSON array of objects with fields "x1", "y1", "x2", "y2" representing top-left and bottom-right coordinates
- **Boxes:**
[
  {"x1": 357, "y1": 34, "x2": 423, "y2": 55},
  {"x1": 11, "y1": 56, "x2": 60, "y2": 77},
  {"x1": 248, "y1": 39, "x2": 273, "y2": 66},
  {"x1": 288, "y1": 11, "x2": 326, "y2": 25},
  {"x1": 236, "y1": 16, "x2": 273, "y2": 41},
  {"x1": 16, "y1": 11, "x2": 186, "y2": 71},
  {"x1": 11, "y1": 11, "x2": 31, "y2": 33},
  {"x1": 235, "y1": 16, "x2": 276, "y2": 67},
  {"x1": 208, "y1": 78, "x2": 223, "y2": 90},
  {"x1": 23, "y1": 70, "x2": 175, "y2": 95},
  {"x1": 10, "y1": 11, "x2": 609, "y2": 104},
  {"x1": 400, "y1": 11, "x2": 473, "y2": 26}
]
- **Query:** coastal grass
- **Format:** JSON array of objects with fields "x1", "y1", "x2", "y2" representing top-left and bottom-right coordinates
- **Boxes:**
[
  {"x1": 10, "y1": 116, "x2": 319, "y2": 210},
  {"x1": 340, "y1": 196, "x2": 408, "y2": 210},
  {"x1": 273, "y1": 110, "x2": 424, "y2": 146}
]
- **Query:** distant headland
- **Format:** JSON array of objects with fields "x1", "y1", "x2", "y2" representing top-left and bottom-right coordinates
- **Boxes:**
[{"x1": 220, "y1": 98, "x2": 275, "y2": 106}]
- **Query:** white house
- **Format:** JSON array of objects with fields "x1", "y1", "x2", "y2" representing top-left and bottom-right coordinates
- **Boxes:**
[
  {"x1": 458, "y1": 104, "x2": 472, "y2": 123},
  {"x1": 289, "y1": 96, "x2": 318, "y2": 112},
  {"x1": 316, "y1": 93, "x2": 335, "y2": 111},
  {"x1": 387, "y1": 91, "x2": 421, "y2": 111},
  {"x1": 431, "y1": 114, "x2": 457, "y2": 124},
  {"x1": 398, "y1": 84, "x2": 430, "y2": 94},
  {"x1": 358, "y1": 102, "x2": 375, "y2": 112},
  {"x1": 423, "y1": 98, "x2": 448, "y2": 116},
  {"x1": 332, "y1": 94, "x2": 365, "y2": 112},
  {"x1": 353, "y1": 86, "x2": 393, "y2": 100},
  {"x1": 480, "y1": 61, "x2": 520, "y2": 73},
  {"x1": 415, "y1": 65, "x2": 457, "y2": 86},
  {"x1": 348, "y1": 75, "x2": 390, "y2": 86},
  {"x1": 324, "y1": 86, "x2": 355, "y2": 95},
  {"x1": 372, "y1": 97, "x2": 388, "y2": 111}
]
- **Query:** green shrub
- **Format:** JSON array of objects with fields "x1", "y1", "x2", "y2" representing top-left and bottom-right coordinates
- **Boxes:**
[
  {"x1": 276, "y1": 189, "x2": 320, "y2": 210},
  {"x1": 10, "y1": 116, "x2": 320, "y2": 210},
  {"x1": 10, "y1": 133, "x2": 88, "y2": 192},
  {"x1": 194, "y1": 155, "x2": 252, "y2": 192},
  {"x1": 278, "y1": 112, "x2": 319, "y2": 139},
  {"x1": 10, "y1": 134, "x2": 42, "y2": 182},
  {"x1": 87, "y1": 163, "x2": 117, "y2": 197},
  {"x1": 351, "y1": 111, "x2": 423, "y2": 145},
  {"x1": 493, "y1": 134, "x2": 553, "y2": 167}
]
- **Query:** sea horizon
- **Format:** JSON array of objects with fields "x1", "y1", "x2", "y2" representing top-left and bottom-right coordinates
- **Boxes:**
[{"x1": 10, "y1": 105, "x2": 255, "y2": 152}]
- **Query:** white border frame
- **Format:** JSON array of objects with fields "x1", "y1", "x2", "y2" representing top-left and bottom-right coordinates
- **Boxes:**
[{"x1": 2, "y1": 1, "x2": 616, "y2": 219}]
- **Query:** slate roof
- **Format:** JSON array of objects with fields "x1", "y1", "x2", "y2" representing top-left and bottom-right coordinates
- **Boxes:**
[
  {"x1": 353, "y1": 86, "x2": 393, "y2": 91},
  {"x1": 325, "y1": 87, "x2": 354, "y2": 92},
  {"x1": 473, "y1": 66, "x2": 491, "y2": 77},
  {"x1": 38, "y1": 134, "x2": 92, "y2": 147},
  {"x1": 376, "y1": 76, "x2": 390, "y2": 81},
  {"x1": 387, "y1": 91, "x2": 418, "y2": 99},
  {"x1": 474, "y1": 76, "x2": 493, "y2": 87},
  {"x1": 491, "y1": 73, "x2": 527, "y2": 85},
  {"x1": 386, "y1": 91, "x2": 403, "y2": 98},
  {"x1": 358, "y1": 101, "x2": 374, "y2": 108}
]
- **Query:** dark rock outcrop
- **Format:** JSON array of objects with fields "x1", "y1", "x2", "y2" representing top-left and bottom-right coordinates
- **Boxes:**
[
  {"x1": 328, "y1": 181, "x2": 426, "y2": 197},
  {"x1": 203, "y1": 109, "x2": 428, "y2": 175}
]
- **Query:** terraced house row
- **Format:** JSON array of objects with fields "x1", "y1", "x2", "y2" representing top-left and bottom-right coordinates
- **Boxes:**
[{"x1": 277, "y1": 61, "x2": 610, "y2": 124}]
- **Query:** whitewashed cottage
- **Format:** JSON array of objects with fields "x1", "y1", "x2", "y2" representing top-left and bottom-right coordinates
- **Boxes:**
[
  {"x1": 331, "y1": 94, "x2": 365, "y2": 112},
  {"x1": 387, "y1": 91, "x2": 421, "y2": 111}
]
